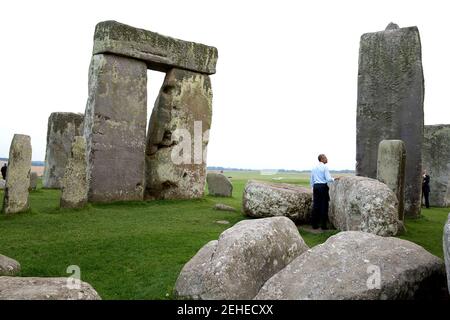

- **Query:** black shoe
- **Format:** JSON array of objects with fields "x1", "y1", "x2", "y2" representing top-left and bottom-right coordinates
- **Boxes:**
[
  {"x1": 320, "y1": 226, "x2": 329, "y2": 231},
  {"x1": 312, "y1": 225, "x2": 319, "y2": 230}
]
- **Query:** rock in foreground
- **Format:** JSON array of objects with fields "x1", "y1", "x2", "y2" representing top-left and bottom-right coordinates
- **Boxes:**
[
  {"x1": 255, "y1": 231, "x2": 446, "y2": 300},
  {"x1": 0, "y1": 255, "x2": 20, "y2": 276},
  {"x1": 243, "y1": 180, "x2": 312, "y2": 223},
  {"x1": 174, "y1": 217, "x2": 309, "y2": 300},
  {"x1": 329, "y1": 176, "x2": 399, "y2": 236},
  {"x1": 0, "y1": 277, "x2": 101, "y2": 300}
]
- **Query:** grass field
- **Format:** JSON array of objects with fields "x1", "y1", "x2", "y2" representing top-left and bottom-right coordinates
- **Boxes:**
[{"x1": 0, "y1": 171, "x2": 448, "y2": 299}]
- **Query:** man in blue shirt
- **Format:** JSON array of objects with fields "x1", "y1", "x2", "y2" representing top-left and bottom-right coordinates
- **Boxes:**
[{"x1": 310, "y1": 154, "x2": 337, "y2": 230}]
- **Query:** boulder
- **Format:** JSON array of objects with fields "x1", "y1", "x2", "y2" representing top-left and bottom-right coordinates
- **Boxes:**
[
  {"x1": 213, "y1": 203, "x2": 237, "y2": 212},
  {"x1": 84, "y1": 54, "x2": 147, "y2": 202},
  {"x1": 255, "y1": 231, "x2": 446, "y2": 300},
  {"x1": 207, "y1": 173, "x2": 233, "y2": 197},
  {"x1": 423, "y1": 125, "x2": 450, "y2": 207},
  {"x1": 242, "y1": 180, "x2": 312, "y2": 223},
  {"x1": 0, "y1": 255, "x2": 20, "y2": 276},
  {"x1": 0, "y1": 277, "x2": 101, "y2": 300},
  {"x1": 60, "y1": 136, "x2": 88, "y2": 209},
  {"x1": 356, "y1": 23, "x2": 424, "y2": 218},
  {"x1": 93, "y1": 20, "x2": 218, "y2": 74},
  {"x1": 145, "y1": 68, "x2": 212, "y2": 200},
  {"x1": 29, "y1": 172, "x2": 38, "y2": 191},
  {"x1": 444, "y1": 213, "x2": 450, "y2": 294},
  {"x1": 2, "y1": 134, "x2": 32, "y2": 214},
  {"x1": 329, "y1": 176, "x2": 399, "y2": 236},
  {"x1": 174, "y1": 217, "x2": 309, "y2": 300},
  {"x1": 43, "y1": 112, "x2": 84, "y2": 189},
  {"x1": 377, "y1": 140, "x2": 406, "y2": 221}
]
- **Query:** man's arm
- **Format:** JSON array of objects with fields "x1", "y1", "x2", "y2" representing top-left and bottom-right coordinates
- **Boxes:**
[{"x1": 324, "y1": 166, "x2": 334, "y2": 183}]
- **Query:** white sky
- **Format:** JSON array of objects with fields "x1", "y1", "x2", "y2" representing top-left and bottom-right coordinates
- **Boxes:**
[{"x1": 1, "y1": 0, "x2": 449, "y2": 170}]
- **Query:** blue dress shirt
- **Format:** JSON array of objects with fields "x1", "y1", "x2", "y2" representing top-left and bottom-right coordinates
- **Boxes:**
[{"x1": 310, "y1": 163, "x2": 334, "y2": 187}]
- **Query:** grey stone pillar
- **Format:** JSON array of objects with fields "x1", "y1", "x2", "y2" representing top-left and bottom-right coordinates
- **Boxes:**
[
  {"x1": 43, "y1": 112, "x2": 84, "y2": 188},
  {"x1": 145, "y1": 68, "x2": 212, "y2": 200},
  {"x1": 377, "y1": 140, "x2": 406, "y2": 221},
  {"x1": 60, "y1": 136, "x2": 88, "y2": 208},
  {"x1": 423, "y1": 124, "x2": 450, "y2": 207},
  {"x1": 2, "y1": 134, "x2": 32, "y2": 214},
  {"x1": 356, "y1": 23, "x2": 424, "y2": 218},
  {"x1": 84, "y1": 54, "x2": 147, "y2": 203}
]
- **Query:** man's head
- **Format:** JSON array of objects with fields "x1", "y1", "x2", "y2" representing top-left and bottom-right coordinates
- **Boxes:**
[{"x1": 318, "y1": 154, "x2": 328, "y2": 164}]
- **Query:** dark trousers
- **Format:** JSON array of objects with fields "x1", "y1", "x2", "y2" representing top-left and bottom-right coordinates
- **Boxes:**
[
  {"x1": 312, "y1": 183, "x2": 330, "y2": 229},
  {"x1": 422, "y1": 190, "x2": 430, "y2": 208}
]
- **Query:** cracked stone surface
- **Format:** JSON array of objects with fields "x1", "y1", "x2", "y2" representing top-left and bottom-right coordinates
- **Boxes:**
[
  {"x1": 43, "y1": 112, "x2": 84, "y2": 189},
  {"x1": 145, "y1": 68, "x2": 212, "y2": 200},
  {"x1": 356, "y1": 24, "x2": 424, "y2": 218},
  {"x1": 174, "y1": 217, "x2": 309, "y2": 300},
  {"x1": 84, "y1": 54, "x2": 147, "y2": 202}
]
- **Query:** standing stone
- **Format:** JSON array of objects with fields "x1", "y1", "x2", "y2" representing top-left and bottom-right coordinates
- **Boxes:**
[
  {"x1": 207, "y1": 173, "x2": 233, "y2": 197},
  {"x1": 84, "y1": 54, "x2": 147, "y2": 202},
  {"x1": 60, "y1": 137, "x2": 88, "y2": 209},
  {"x1": 145, "y1": 68, "x2": 212, "y2": 200},
  {"x1": 444, "y1": 213, "x2": 450, "y2": 294},
  {"x1": 423, "y1": 125, "x2": 450, "y2": 207},
  {"x1": 377, "y1": 140, "x2": 406, "y2": 221},
  {"x1": 329, "y1": 176, "x2": 399, "y2": 236},
  {"x1": 2, "y1": 134, "x2": 31, "y2": 214},
  {"x1": 356, "y1": 23, "x2": 424, "y2": 218},
  {"x1": 29, "y1": 172, "x2": 38, "y2": 191},
  {"x1": 43, "y1": 113, "x2": 84, "y2": 189}
]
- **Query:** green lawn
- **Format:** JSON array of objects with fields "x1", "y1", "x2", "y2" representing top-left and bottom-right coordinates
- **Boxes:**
[{"x1": 0, "y1": 171, "x2": 448, "y2": 299}]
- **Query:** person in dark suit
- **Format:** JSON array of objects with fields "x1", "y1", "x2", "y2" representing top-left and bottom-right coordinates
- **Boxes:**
[
  {"x1": 422, "y1": 169, "x2": 430, "y2": 209},
  {"x1": 1, "y1": 163, "x2": 7, "y2": 180}
]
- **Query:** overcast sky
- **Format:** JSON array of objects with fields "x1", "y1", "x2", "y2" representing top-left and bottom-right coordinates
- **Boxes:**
[{"x1": 1, "y1": 0, "x2": 449, "y2": 170}]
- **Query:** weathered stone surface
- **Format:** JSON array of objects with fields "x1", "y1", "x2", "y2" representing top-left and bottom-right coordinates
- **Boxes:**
[
  {"x1": 0, "y1": 277, "x2": 101, "y2": 300},
  {"x1": 93, "y1": 20, "x2": 218, "y2": 74},
  {"x1": 423, "y1": 125, "x2": 450, "y2": 207},
  {"x1": 2, "y1": 134, "x2": 31, "y2": 214},
  {"x1": 207, "y1": 173, "x2": 233, "y2": 197},
  {"x1": 174, "y1": 217, "x2": 309, "y2": 300},
  {"x1": 377, "y1": 140, "x2": 406, "y2": 221},
  {"x1": 60, "y1": 137, "x2": 88, "y2": 209},
  {"x1": 444, "y1": 213, "x2": 450, "y2": 294},
  {"x1": 213, "y1": 203, "x2": 237, "y2": 212},
  {"x1": 242, "y1": 180, "x2": 312, "y2": 223},
  {"x1": 145, "y1": 68, "x2": 212, "y2": 200},
  {"x1": 255, "y1": 231, "x2": 446, "y2": 300},
  {"x1": 356, "y1": 24, "x2": 424, "y2": 218},
  {"x1": 0, "y1": 255, "x2": 20, "y2": 276},
  {"x1": 329, "y1": 176, "x2": 399, "y2": 236},
  {"x1": 29, "y1": 172, "x2": 38, "y2": 191},
  {"x1": 43, "y1": 112, "x2": 84, "y2": 189},
  {"x1": 84, "y1": 54, "x2": 147, "y2": 203}
]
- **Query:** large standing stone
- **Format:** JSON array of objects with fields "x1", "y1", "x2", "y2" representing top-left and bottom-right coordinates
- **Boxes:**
[
  {"x1": 43, "y1": 112, "x2": 84, "y2": 189},
  {"x1": 376, "y1": 140, "x2": 406, "y2": 221},
  {"x1": 145, "y1": 68, "x2": 212, "y2": 200},
  {"x1": 0, "y1": 277, "x2": 101, "y2": 300},
  {"x1": 60, "y1": 137, "x2": 88, "y2": 209},
  {"x1": 255, "y1": 231, "x2": 446, "y2": 300},
  {"x1": 29, "y1": 172, "x2": 38, "y2": 191},
  {"x1": 174, "y1": 217, "x2": 309, "y2": 300},
  {"x1": 356, "y1": 23, "x2": 424, "y2": 218},
  {"x1": 207, "y1": 173, "x2": 233, "y2": 197},
  {"x1": 444, "y1": 213, "x2": 450, "y2": 294},
  {"x1": 2, "y1": 134, "x2": 31, "y2": 214},
  {"x1": 0, "y1": 254, "x2": 20, "y2": 276},
  {"x1": 423, "y1": 125, "x2": 450, "y2": 207},
  {"x1": 84, "y1": 54, "x2": 147, "y2": 203},
  {"x1": 93, "y1": 21, "x2": 218, "y2": 74},
  {"x1": 329, "y1": 176, "x2": 399, "y2": 236},
  {"x1": 242, "y1": 180, "x2": 312, "y2": 223}
]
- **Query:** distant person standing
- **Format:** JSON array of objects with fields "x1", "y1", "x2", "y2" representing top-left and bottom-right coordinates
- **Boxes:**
[
  {"x1": 422, "y1": 169, "x2": 430, "y2": 208},
  {"x1": 310, "y1": 154, "x2": 338, "y2": 230},
  {"x1": 1, "y1": 163, "x2": 7, "y2": 180}
]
